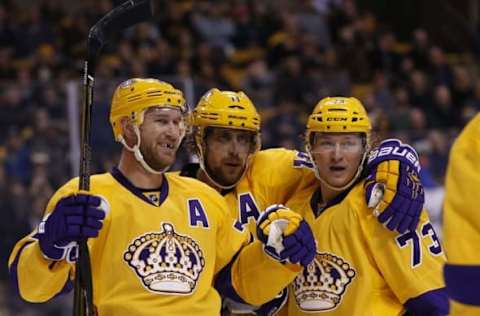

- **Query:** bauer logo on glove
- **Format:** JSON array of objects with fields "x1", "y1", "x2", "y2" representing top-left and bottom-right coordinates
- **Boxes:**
[{"x1": 365, "y1": 139, "x2": 425, "y2": 233}]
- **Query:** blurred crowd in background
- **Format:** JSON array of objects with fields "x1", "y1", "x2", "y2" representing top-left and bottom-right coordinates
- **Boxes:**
[{"x1": 0, "y1": 0, "x2": 479, "y2": 314}]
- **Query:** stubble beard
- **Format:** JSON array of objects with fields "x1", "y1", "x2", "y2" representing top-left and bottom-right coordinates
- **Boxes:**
[
  {"x1": 141, "y1": 142, "x2": 175, "y2": 171},
  {"x1": 205, "y1": 162, "x2": 245, "y2": 187}
]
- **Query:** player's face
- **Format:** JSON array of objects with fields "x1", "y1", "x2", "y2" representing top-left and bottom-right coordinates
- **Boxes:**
[
  {"x1": 203, "y1": 127, "x2": 256, "y2": 187},
  {"x1": 310, "y1": 133, "x2": 365, "y2": 188},
  {"x1": 139, "y1": 107, "x2": 185, "y2": 170}
]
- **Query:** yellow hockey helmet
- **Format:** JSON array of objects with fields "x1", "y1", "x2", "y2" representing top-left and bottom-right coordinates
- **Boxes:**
[
  {"x1": 305, "y1": 96, "x2": 372, "y2": 191},
  {"x1": 306, "y1": 96, "x2": 371, "y2": 136},
  {"x1": 110, "y1": 78, "x2": 186, "y2": 141},
  {"x1": 191, "y1": 88, "x2": 260, "y2": 132},
  {"x1": 192, "y1": 88, "x2": 261, "y2": 189}
]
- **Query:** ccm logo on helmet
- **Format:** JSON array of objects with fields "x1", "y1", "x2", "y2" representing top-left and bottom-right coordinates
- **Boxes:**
[
  {"x1": 326, "y1": 117, "x2": 348, "y2": 121},
  {"x1": 368, "y1": 146, "x2": 421, "y2": 173}
]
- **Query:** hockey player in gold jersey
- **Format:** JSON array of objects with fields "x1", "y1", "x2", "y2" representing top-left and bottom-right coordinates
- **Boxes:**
[
  {"x1": 186, "y1": 89, "x2": 316, "y2": 238},
  {"x1": 277, "y1": 97, "x2": 449, "y2": 316},
  {"x1": 443, "y1": 113, "x2": 480, "y2": 315},
  {"x1": 182, "y1": 89, "x2": 432, "y2": 315},
  {"x1": 8, "y1": 78, "x2": 316, "y2": 316},
  {"x1": 183, "y1": 88, "x2": 315, "y2": 315}
]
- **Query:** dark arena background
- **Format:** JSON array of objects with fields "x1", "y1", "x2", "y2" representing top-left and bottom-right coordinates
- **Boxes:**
[{"x1": 1, "y1": 0, "x2": 479, "y2": 314}]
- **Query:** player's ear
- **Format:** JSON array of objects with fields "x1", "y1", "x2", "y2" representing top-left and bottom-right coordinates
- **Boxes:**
[{"x1": 121, "y1": 117, "x2": 136, "y2": 144}]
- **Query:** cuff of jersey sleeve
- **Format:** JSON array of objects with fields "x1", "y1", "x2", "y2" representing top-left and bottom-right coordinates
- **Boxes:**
[
  {"x1": 403, "y1": 288, "x2": 449, "y2": 315},
  {"x1": 230, "y1": 241, "x2": 301, "y2": 306},
  {"x1": 214, "y1": 251, "x2": 247, "y2": 305},
  {"x1": 444, "y1": 263, "x2": 480, "y2": 306}
]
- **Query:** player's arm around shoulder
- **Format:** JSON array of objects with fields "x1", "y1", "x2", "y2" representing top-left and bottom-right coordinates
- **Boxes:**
[
  {"x1": 364, "y1": 139, "x2": 426, "y2": 234},
  {"x1": 215, "y1": 204, "x2": 315, "y2": 307},
  {"x1": 356, "y1": 184, "x2": 449, "y2": 315},
  {"x1": 399, "y1": 210, "x2": 449, "y2": 316},
  {"x1": 249, "y1": 149, "x2": 316, "y2": 208},
  {"x1": 8, "y1": 177, "x2": 109, "y2": 303}
]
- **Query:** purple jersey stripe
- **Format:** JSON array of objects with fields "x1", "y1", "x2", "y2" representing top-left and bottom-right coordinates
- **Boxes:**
[
  {"x1": 404, "y1": 287, "x2": 449, "y2": 316},
  {"x1": 214, "y1": 250, "x2": 247, "y2": 305},
  {"x1": 9, "y1": 240, "x2": 74, "y2": 299},
  {"x1": 444, "y1": 263, "x2": 480, "y2": 306}
]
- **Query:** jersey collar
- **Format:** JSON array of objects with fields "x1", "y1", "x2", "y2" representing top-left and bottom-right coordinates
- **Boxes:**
[
  {"x1": 310, "y1": 185, "x2": 352, "y2": 218},
  {"x1": 110, "y1": 166, "x2": 169, "y2": 207}
]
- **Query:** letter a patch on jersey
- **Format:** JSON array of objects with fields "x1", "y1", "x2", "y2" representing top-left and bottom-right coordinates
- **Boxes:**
[
  {"x1": 188, "y1": 199, "x2": 209, "y2": 228},
  {"x1": 238, "y1": 193, "x2": 260, "y2": 226}
]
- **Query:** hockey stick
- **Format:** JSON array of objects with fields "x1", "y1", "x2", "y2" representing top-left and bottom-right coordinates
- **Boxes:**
[{"x1": 76, "y1": 1, "x2": 155, "y2": 315}]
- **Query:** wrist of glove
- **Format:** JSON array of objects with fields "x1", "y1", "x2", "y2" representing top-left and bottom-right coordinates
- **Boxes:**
[
  {"x1": 365, "y1": 139, "x2": 424, "y2": 233},
  {"x1": 257, "y1": 204, "x2": 316, "y2": 268},
  {"x1": 37, "y1": 193, "x2": 109, "y2": 262}
]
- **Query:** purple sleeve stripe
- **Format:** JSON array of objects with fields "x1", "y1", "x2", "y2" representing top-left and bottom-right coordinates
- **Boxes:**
[
  {"x1": 9, "y1": 240, "x2": 73, "y2": 300},
  {"x1": 214, "y1": 250, "x2": 247, "y2": 305},
  {"x1": 404, "y1": 288, "x2": 449, "y2": 316},
  {"x1": 444, "y1": 263, "x2": 480, "y2": 306},
  {"x1": 9, "y1": 241, "x2": 34, "y2": 297},
  {"x1": 53, "y1": 274, "x2": 73, "y2": 298}
]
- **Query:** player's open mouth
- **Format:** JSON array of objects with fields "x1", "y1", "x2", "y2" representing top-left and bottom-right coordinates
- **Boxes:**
[
  {"x1": 330, "y1": 166, "x2": 346, "y2": 172},
  {"x1": 159, "y1": 143, "x2": 175, "y2": 153}
]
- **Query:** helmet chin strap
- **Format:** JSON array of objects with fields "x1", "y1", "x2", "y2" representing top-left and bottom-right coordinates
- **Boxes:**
[
  {"x1": 306, "y1": 146, "x2": 369, "y2": 192},
  {"x1": 120, "y1": 125, "x2": 171, "y2": 175}
]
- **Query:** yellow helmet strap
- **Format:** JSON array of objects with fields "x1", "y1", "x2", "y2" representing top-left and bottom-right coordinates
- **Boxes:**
[
  {"x1": 119, "y1": 108, "x2": 186, "y2": 175},
  {"x1": 119, "y1": 124, "x2": 168, "y2": 174}
]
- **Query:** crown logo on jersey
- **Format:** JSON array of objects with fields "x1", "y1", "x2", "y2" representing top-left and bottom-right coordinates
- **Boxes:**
[
  {"x1": 293, "y1": 252, "x2": 356, "y2": 311},
  {"x1": 124, "y1": 222, "x2": 205, "y2": 294}
]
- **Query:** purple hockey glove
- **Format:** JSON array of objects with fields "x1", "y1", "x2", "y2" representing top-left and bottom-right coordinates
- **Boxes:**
[
  {"x1": 37, "y1": 193, "x2": 108, "y2": 262},
  {"x1": 365, "y1": 139, "x2": 424, "y2": 233},
  {"x1": 257, "y1": 204, "x2": 316, "y2": 268}
]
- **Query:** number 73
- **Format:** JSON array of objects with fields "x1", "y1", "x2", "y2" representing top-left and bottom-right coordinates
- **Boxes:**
[{"x1": 395, "y1": 222, "x2": 443, "y2": 268}]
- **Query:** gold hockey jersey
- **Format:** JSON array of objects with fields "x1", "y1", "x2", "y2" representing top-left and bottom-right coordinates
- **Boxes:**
[
  {"x1": 443, "y1": 113, "x2": 480, "y2": 315},
  {"x1": 280, "y1": 180, "x2": 446, "y2": 315},
  {"x1": 180, "y1": 148, "x2": 317, "y2": 315},
  {"x1": 220, "y1": 148, "x2": 316, "y2": 236},
  {"x1": 9, "y1": 168, "x2": 300, "y2": 316}
]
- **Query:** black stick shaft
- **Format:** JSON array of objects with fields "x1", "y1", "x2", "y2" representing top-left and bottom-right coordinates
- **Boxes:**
[
  {"x1": 73, "y1": 1, "x2": 154, "y2": 315},
  {"x1": 74, "y1": 60, "x2": 95, "y2": 316}
]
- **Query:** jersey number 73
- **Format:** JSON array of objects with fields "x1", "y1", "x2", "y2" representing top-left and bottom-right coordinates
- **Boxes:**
[{"x1": 396, "y1": 222, "x2": 443, "y2": 268}]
